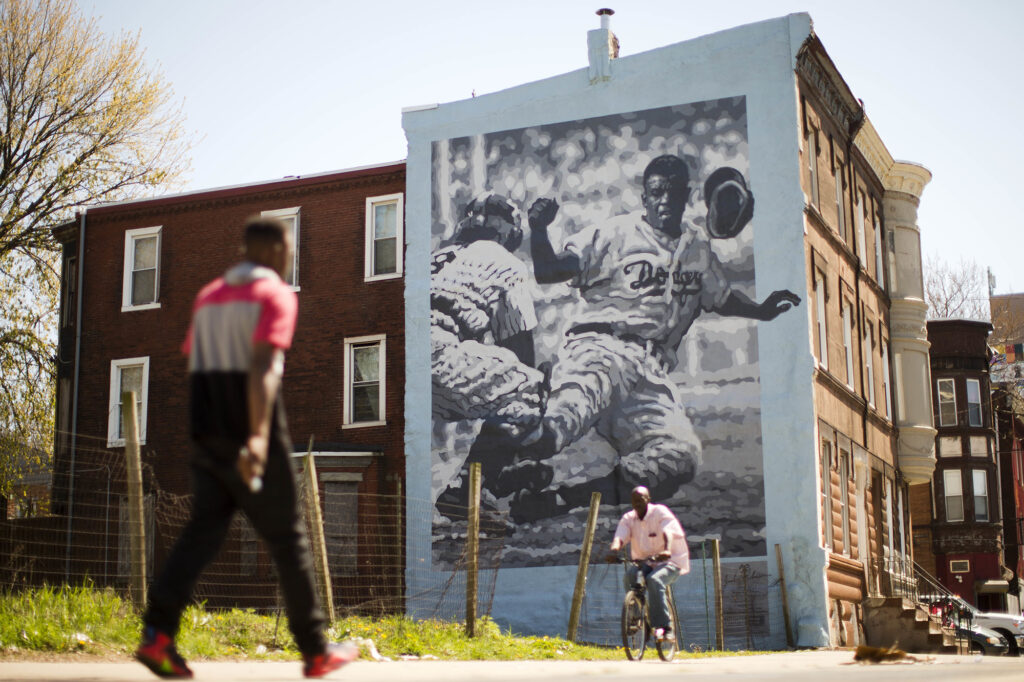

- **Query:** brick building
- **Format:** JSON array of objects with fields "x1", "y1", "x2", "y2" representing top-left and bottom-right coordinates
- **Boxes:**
[
  {"x1": 909, "y1": 319, "x2": 1009, "y2": 611},
  {"x1": 992, "y1": 386, "x2": 1024, "y2": 614},
  {"x1": 47, "y1": 162, "x2": 406, "y2": 607}
]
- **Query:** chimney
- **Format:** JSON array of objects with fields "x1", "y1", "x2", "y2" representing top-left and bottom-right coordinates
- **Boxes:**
[{"x1": 588, "y1": 8, "x2": 618, "y2": 83}]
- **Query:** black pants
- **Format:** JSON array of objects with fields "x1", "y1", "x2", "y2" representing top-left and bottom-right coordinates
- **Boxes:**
[{"x1": 143, "y1": 439, "x2": 326, "y2": 656}]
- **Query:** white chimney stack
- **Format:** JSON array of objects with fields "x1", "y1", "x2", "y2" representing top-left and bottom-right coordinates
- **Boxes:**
[{"x1": 588, "y1": 8, "x2": 618, "y2": 83}]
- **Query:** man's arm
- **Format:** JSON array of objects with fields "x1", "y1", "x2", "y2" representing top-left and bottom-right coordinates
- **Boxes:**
[
  {"x1": 715, "y1": 289, "x2": 801, "y2": 321},
  {"x1": 238, "y1": 341, "x2": 284, "y2": 488},
  {"x1": 529, "y1": 198, "x2": 580, "y2": 284}
]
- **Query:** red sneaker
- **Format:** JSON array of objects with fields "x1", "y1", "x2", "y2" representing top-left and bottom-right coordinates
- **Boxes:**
[
  {"x1": 135, "y1": 627, "x2": 193, "y2": 679},
  {"x1": 303, "y1": 641, "x2": 359, "y2": 678}
]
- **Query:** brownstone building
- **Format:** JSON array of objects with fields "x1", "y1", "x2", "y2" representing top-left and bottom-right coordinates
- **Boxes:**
[
  {"x1": 48, "y1": 162, "x2": 406, "y2": 606},
  {"x1": 909, "y1": 319, "x2": 1008, "y2": 611},
  {"x1": 798, "y1": 36, "x2": 935, "y2": 644}
]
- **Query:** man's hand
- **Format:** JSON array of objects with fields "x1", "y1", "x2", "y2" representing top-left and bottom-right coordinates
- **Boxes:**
[
  {"x1": 653, "y1": 550, "x2": 671, "y2": 562},
  {"x1": 605, "y1": 551, "x2": 621, "y2": 564},
  {"x1": 238, "y1": 437, "x2": 268, "y2": 492},
  {"x1": 758, "y1": 290, "x2": 801, "y2": 320},
  {"x1": 528, "y1": 198, "x2": 559, "y2": 230}
]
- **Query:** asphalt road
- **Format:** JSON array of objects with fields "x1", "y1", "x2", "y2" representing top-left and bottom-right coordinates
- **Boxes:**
[{"x1": 3, "y1": 651, "x2": 1023, "y2": 682}]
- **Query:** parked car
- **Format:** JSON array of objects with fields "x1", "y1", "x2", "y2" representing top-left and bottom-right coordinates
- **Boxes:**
[
  {"x1": 956, "y1": 623, "x2": 1010, "y2": 655},
  {"x1": 921, "y1": 595, "x2": 1024, "y2": 656}
]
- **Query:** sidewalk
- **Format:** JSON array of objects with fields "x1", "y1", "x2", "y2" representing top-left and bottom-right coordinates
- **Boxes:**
[{"x1": 2, "y1": 651, "x2": 1022, "y2": 681}]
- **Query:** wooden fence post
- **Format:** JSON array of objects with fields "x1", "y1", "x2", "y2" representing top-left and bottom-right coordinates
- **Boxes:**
[
  {"x1": 711, "y1": 538, "x2": 724, "y2": 650},
  {"x1": 301, "y1": 437, "x2": 335, "y2": 623},
  {"x1": 567, "y1": 492, "x2": 601, "y2": 642},
  {"x1": 775, "y1": 543, "x2": 795, "y2": 647},
  {"x1": 465, "y1": 462, "x2": 481, "y2": 637},
  {"x1": 122, "y1": 392, "x2": 146, "y2": 608}
]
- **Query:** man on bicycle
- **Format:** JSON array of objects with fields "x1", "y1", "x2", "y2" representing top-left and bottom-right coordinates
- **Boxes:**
[{"x1": 607, "y1": 486, "x2": 689, "y2": 642}]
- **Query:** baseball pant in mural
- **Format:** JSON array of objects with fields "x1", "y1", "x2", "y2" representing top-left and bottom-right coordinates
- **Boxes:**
[
  {"x1": 541, "y1": 329, "x2": 701, "y2": 488},
  {"x1": 431, "y1": 326, "x2": 545, "y2": 436}
]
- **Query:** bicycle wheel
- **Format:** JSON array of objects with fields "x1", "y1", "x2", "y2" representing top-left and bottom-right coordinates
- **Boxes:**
[
  {"x1": 656, "y1": 585, "x2": 680, "y2": 662},
  {"x1": 621, "y1": 590, "x2": 647, "y2": 660}
]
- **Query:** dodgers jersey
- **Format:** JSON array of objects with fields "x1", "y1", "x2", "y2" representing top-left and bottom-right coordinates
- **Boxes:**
[
  {"x1": 563, "y1": 211, "x2": 732, "y2": 342},
  {"x1": 430, "y1": 239, "x2": 537, "y2": 343}
]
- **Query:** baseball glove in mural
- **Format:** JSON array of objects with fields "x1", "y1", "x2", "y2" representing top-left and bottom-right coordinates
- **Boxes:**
[{"x1": 430, "y1": 97, "x2": 799, "y2": 567}]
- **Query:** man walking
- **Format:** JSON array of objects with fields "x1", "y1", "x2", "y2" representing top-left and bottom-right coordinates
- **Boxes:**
[{"x1": 135, "y1": 216, "x2": 356, "y2": 678}]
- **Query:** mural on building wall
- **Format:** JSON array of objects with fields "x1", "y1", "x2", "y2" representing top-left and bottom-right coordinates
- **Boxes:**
[{"x1": 430, "y1": 98, "x2": 800, "y2": 567}]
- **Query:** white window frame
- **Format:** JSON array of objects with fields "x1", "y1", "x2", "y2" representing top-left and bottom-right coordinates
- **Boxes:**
[
  {"x1": 966, "y1": 378, "x2": 983, "y2": 427},
  {"x1": 343, "y1": 334, "x2": 386, "y2": 428},
  {"x1": 107, "y1": 356, "x2": 150, "y2": 447},
  {"x1": 943, "y1": 469, "x2": 964, "y2": 522},
  {"x1": 842, "y1": 302, "x2": 854, "y2": 389},
  {"x1": 834, "y1": 158, "x2": 845, "y2": 239},
  {"x1": 973, "y1": 469, "x2": 989, "y2": 522},
  {"x1": 364, "y1": 193, "x2": 404, "y2": 281},
  {"x1": 839, "y1": 448, "x2": 851, "y2": 557},
  {"x1": 815, "y1": 272, "x2": 828, "y2": 370},
  {"x1": 881, "y1": 340, "x2": 892, "y2": 420},
  {"x1": 950, "y1": 559, "x2": 970, "y2": 573},
  {"x1": 863, "y1": 325, "x2": 875, "y2": 408},
  {"x1": 855, "y1": 192, "x2": 867, "y2": 261},
  {"x1": 260, "y1": 207, "x2": 300, "y2": 289},
  {"x1": 873, "y1": 216, "x2": 885, "y2": 290},
  {"x1": 820, "y1": 437, "x2": 834, "y2": 549},
  {"x1": 937, "y1": 378, "x2": 957, "y2": 426},
  {"x1": 806, "y1": 129, "x2": 819, "y2": 208},
  {"x1": 122, "y1": 226, "x2": 162, "y2": 312}
]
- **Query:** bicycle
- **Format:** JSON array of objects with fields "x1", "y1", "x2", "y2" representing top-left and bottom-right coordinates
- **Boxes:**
[{"x1": 620, "y1": 558, "x2": 680, "y2": 661}]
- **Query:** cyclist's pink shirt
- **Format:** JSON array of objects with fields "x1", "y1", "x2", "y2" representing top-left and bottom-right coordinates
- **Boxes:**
[{"x1": 614, "y1": 503, "x2": 690, "y2": 573}]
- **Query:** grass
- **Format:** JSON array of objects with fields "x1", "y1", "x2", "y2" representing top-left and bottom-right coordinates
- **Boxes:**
[{"x1": 0, "y1": 585, "x2": 642, "y2": 661}]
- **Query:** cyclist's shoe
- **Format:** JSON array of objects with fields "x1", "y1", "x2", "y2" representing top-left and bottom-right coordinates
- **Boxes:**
[
  {"x1": 655, "y1": 627, "x2": 674, "y2": 642},
  {"x1": 303, "y1": 641, "x2": 359, "y2": 678},
  {"x1": 135, "y1": 626, "x2": 193, "y2": 679}
]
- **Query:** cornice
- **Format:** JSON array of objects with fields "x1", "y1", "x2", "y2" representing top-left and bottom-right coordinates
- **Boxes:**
[
  {"x1": 796, "y1": 40, "x2": 863, "y2": 136},
  {"x1": 853, "y1": 119, "x2": 893, "y2": 183}
]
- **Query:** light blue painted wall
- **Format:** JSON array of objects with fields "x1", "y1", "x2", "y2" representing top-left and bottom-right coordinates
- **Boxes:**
[{"x1": 403, "y1": 13, "x2": 828, "y2": 646}]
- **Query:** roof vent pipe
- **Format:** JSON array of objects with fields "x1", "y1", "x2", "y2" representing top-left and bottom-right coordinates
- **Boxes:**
[{"x1": 588, "y1": 8, "x2": 618, "y2": 83}]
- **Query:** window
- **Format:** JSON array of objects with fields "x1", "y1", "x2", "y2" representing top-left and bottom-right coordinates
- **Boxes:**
[
  {"x1": 343, "y1": 335, "x2": 385, "y2": 427},
  {"x1": 937, "y1": 378, "x2": 957, "y2": 426},
  {"x1": 122, "y1": 226, "x2": 161, "y2": 311},
  {"x1": 969, "y1": 435, "x2": 988, "y2": 458},
  {"x1": 834, "y1": 158, "x2": 845, "y2": 239},
  {"x1": 365, "y1": 193, "x2": 404, "y2": 280},
  {"x1": 950, "y1": 559, "x2": 970, "y2": 573},
  {"x1": 62, "y1": 255, "x2": 78, "y2": 328},
  {"x1": 261, "y1": 207, "x2": 300, "y2": 287},
  {"x1": 842, "y1": 302, "x2": 854, "y2": 389},
  {"x1": 873, "y1": 216, "x2": 885, "y2": 289},
  {"x1": 820, "y1": 437, "x2": 834, "y2": 548},
  {"x1": 107, "y1": 357, "x2": 150, "y2": 446},
  {"x1": 814, "y1": 272, "x2": 828, "y2": 370},
  {"x1": 881, "y1": 340, "x2": 892, "y2": 419},
  {"x1": 806, "y1": 128, "x2": 819, "y2": 207},
  {"x1": 855, "y1": 193, "x2": 867, "y2": 261},
  {"x1": 943, "y1": 469, "x2": 964, "y2": 522},
  {"x1": 839, "y1": 448, "x2": 851, "y2": 556},
  {"x1": 939, "y1": 436, "x2": 962, "y2": 457},
  {"x1": 973, "y1": 470, "x2": 989, "y2": 522},
  {"x1": 863, "y1": 325, "x2": 874, "y2": 408},
  {"x1": 966, "y1": 379, "x2": 982, "y2": 427}
]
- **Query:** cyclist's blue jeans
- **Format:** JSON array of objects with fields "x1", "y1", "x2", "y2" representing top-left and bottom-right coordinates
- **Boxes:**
[{"x1": 626, "y1": 562, "x2": 680, "y2": 630}]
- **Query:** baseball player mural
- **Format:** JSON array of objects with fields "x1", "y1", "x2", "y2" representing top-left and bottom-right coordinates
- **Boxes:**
[{"x1": 431, "y1": 97, "x2": 800, "y2": 567}]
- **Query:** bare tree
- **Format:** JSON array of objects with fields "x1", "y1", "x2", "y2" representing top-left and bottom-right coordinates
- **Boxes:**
[
  {"x1": 0, "y1": 0, "x2": 191, "y2": 506},
  {"x1": 923, "y1": 253, "x2": 989, "y2": 321}
]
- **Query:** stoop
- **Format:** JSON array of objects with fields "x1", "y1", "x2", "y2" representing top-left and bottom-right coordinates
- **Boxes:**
[{"x1": 862, "y1": 597, "x2": 961, "y2": 654}]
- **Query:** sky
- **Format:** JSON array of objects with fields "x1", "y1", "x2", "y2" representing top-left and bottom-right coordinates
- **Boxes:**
[{"x1": 77, "y1": 0, "x2": 1024, "y2": 293}]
